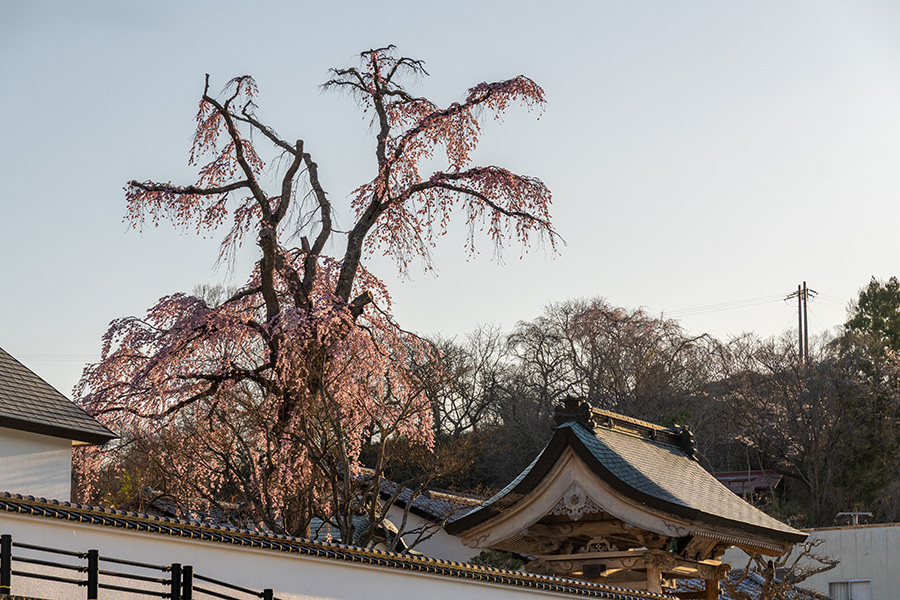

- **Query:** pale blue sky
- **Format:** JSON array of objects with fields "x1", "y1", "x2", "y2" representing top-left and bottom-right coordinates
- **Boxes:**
[{"x1": 2, "y1": 1, "x2": 900, "y2": 394}]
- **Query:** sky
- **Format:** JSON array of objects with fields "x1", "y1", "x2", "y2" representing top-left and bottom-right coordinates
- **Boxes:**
[{"x1": 2, "y1": 1, "x2": 900, "y2": 395}]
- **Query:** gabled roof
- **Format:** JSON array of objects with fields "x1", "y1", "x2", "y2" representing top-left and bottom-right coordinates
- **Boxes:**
[
  {"x1": 0, "y1": 346, "x2": 115, "y2": 446},
  {"x1": 447, "y1": 410, "x2": 805, "y2": 549}
]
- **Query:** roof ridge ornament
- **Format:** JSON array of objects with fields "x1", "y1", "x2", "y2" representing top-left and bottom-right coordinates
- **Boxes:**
[
  {"x1": 588, "y1": 406, "x2": 698, "y2": 461},
  {"x1": 553, "y1": 397, "x2": 595, "y2": 428},
  {"x1": 671, "y1": 425, "x2": 697, "y2": 460}
]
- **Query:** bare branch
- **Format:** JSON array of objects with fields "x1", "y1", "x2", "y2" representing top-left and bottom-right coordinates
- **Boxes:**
[
  {"x1": 129, "y1": 180, "x2": 250, "y2": 196},
  {"x1": 232, "y1": 110, "x2": 298, "y2": 156}
]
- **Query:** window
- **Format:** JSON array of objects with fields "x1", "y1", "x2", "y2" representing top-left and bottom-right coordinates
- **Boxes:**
[{"x1": 828, "y1": 580, "x2": 871, "y2": 600}]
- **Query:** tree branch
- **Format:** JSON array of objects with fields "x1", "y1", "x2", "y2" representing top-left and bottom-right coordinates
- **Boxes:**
[{"x1": 129, "y1": 180, "x2": 250, "y2": 196}]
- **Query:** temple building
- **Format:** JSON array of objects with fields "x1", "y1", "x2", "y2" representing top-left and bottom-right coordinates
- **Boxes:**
[{"x1": 446, "y1": 399, "x2": 806, "y2": 599}]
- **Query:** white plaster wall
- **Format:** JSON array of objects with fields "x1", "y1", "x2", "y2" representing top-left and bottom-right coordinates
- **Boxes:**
[
  {"x1": 385, "y1": 504, "x2": 475, "y2": 564},
  {"x1": 723, "y1": 524, "x2": 900, "y2": 600},
  {"x1": 0, "y1": 511, "x2": 632, "y2": 600},
  {"x1": 0, "y1": 427, "x2": 71, "y2": 501}
]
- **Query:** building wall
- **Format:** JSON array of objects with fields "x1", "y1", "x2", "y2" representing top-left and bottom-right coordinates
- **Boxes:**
[
  {"x1": 0, "y1": 510, "x2": 664, "y2": 600},
  {"x1": 724, "y1": 524, "x2": 900, "y2": 600},
  {"x1": 385, "y1": 504, "x2": 475, "y2": 564},
  {"x1": 0, "y1": 427, "x2": 71, "y2": 501},
  {"x1": 802, "y1": 524, "x2": 899, "y2": 600}
]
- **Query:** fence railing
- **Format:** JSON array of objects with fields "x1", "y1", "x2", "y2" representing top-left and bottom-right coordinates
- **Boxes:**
[{"x1": 0, "y1": 534, "x2": 280, "y2": 600}]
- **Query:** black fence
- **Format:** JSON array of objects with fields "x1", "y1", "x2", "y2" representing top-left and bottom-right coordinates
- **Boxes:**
[{"x1": 0, "y1": 534, "x2": 282, "y2": 600}]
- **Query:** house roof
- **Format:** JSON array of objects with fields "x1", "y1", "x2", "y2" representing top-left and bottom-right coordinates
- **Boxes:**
[
  {"x1": 0, "y1": 346, "x2": 115, "y2": 446},
  {"x1": 714, "y1": 470, "x2": 783, "y2": 496},
  {"x1": 0, "y1": 492, "x2": 675, "y2": 600},
  {"x1": 447, "y1": 410, "x2": 805, "y2": 547},
  {"x1": 381, "y1": 481, "x2": 484, "y2": 524}
]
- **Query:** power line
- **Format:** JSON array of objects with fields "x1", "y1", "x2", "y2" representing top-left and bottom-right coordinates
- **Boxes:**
[
  {"x1": 15, "y1": 354, "x2": 99, "y2": 362},
  {"x1": 818, "y1": 292, "x2": 848, "y2": 304},
  {"x1": 813, "y1": 297, "x2": 847, "y2": 311},
  {"x1": 808, "y1": 307, "x2": 831, "y2": 335},
  {"x1": 664, "y1": 294, "x2": 786, "y2": 318},
  {"x1": 779, "y1": 310, "x2": 800, "y2": 338}
]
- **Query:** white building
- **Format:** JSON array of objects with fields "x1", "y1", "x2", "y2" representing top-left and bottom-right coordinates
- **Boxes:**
[
  {"x1": 800, "y1": 523, "x2": 899, "y2": 600},
  {"x1": 0, "y1": 346, "x2": 114, "y2": 501}
]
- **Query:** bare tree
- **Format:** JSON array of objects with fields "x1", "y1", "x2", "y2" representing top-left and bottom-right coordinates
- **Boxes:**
[{"x1": 722, "y1": 539, "x2": 837, "y2": 600}]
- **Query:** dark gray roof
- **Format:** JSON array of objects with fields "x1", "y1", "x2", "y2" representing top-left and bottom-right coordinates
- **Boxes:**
[
  {"x1": 571, "y1": 422, "x2": 802, "y2": 541},
  {"x1": 380, "y1": 480, "x2": 483, "y2": 524},
  {"x1": 448, "y1": 415, "x2": 805, "y2": 545},
  {"x1": 0, "y1": 346, "x2": 115, "y2": 445}
]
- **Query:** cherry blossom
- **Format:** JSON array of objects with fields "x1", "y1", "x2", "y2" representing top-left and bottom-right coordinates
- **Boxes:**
[{"x1": 77, "y1": 47, "x2": 555, "y2": 543}]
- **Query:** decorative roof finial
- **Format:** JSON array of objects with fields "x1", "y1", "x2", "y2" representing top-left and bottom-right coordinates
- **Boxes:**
[
  {"x1": 554, "y1": 397, "x2": 594, "y2": 428},
  {"x1": 671, "y1": 425, "x2": 696, "y2": 459}
]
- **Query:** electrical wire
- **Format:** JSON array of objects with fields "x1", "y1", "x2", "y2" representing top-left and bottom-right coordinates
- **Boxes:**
[
  {"x1": 807, "y1": 307, "x2": 833, "y2": 335},
  {"x1": 15, "y1": 354, "x2": 99, "y2": 362},
  {"x1": 664, "y1": 294, "x2": 786, "y2": 318},
  {"x1": 779, "y1": 310, "x2": 800, "y2": 338},
  {"x1": 811, "y1": 295, "x2": 847, "y2": 311},
  {"x1": 663, "y1": 288, "x2": 852, "y2": 322},
  {"x1": 818, "y1": 292, "x2": 849, "y2": 304}
]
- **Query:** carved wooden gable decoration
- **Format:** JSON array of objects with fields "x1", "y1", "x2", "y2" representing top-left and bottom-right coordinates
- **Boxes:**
[{"x1": 446, "y1": 403, "x2": 806, "y2": 598}]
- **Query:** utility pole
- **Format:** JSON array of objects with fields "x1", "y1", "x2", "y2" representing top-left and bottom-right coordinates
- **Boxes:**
[
  {"x1": 836, "y1": 511, "x2": 873, "y2": 526},
  {"x1": 786, "y1": 282, "x2": 817, "y2": 364}
]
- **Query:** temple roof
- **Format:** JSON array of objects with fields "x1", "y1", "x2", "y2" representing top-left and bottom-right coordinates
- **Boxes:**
[
  {"x1": 0, "y1": 346, "x2": 115, "y2": 446},
  {"x1": 447, "y1": 409, "x2": 805, "y2": 549}
]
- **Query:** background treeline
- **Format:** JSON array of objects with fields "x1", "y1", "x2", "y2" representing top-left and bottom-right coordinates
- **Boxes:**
[
  {"x1": 86, "y1": 278, "x2": 900, "y2": 531},
  {"x1": 416, "y1": 278, "x2": 900, "y2": 528}
]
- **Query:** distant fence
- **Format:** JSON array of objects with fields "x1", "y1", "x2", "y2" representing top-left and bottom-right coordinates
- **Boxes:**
[{"x1": 0, "y1": 534, "x2": 280, "y2": 600}]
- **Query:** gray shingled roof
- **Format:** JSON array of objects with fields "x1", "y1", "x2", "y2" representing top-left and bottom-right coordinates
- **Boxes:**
[
  {"x1": 380, "y1": 480, "x2": 483, "y2": 524},
  {"x1": 448, "y1": 418, "x2": 805, "y2": 545},
  {"x1": 570, "y1": 422, "x2": 803, "y2": 540},
  {"x1": 0, "y1": 346, "x2": 115, "y2": 445}
]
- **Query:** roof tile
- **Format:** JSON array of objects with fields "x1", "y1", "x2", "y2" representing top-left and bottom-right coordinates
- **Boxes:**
[{"x1": 0, "y1": 346, "x2": 115, "y2": 445}]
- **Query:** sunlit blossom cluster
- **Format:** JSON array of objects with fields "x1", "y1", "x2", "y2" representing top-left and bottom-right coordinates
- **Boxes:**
[{"x1": 339, "y1": 60, "x2": 553, "y2": 271}]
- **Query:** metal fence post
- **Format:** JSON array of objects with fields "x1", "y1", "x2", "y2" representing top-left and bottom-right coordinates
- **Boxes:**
[
  {"x1": 170, "y1": 563, "x2": 182, "y2": 600},
  {"x1": 86, "y1": 549, "x2": 99, "y2": 600},
  {"x1": 262, "y1": 589, "x2": 274, "y2": 600},
  {"x1": 182, "y1": 565, "x2": 193, "y2": 600},
  {"x1": 1, "y1": 534, "x2": 12, "y2": 595}
]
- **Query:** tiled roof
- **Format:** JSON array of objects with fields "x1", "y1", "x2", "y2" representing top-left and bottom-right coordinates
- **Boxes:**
[
  {"x1": 448, "y1": 415, "x2": 805, "y2": 546},
  {"x1": 0, "y1": 492, "x2": 674, "y2": 600},
  {"x1": 448, "y1": 452, "x2": 543, "y2": 519},
  {"x1": 382, "y1": 481, "x2": 483, "y2": 524},
  {"x1": 0, "y1": 346, "x2": 115, "y2": 445},
  {"x1": 571, "y1": 422, "x2": 803, "y2": 541},
  {"x1": 678, "y1": 570, "x2": 828, "y2": 599}
]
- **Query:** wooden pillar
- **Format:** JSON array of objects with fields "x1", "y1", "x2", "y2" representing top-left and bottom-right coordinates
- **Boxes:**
[
  {"x1": 705, "y1": 578, "x2": 719, "y2": 599},
  {"x1": 645, "y1": 562, "x2": 662, "y2": 595}
]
